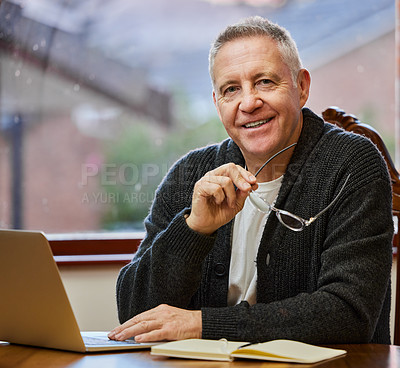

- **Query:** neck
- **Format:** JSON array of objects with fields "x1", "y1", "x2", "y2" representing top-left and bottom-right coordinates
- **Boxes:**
[{"x1": 245, "y1": 143, "x2": 297, "y2": 182}]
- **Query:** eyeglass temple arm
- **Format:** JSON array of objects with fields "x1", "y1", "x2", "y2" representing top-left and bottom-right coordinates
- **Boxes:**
[
  {"x1": 305, "y1": 174, "x2": 351, "y2": 225},
  {"x1": 254, "y1": 143, "x2": 297, "y2": 177}
]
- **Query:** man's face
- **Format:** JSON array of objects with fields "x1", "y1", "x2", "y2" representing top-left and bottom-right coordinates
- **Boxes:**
[{"x1": 212, "y1": 36, "x2": 310, "y2": 164}]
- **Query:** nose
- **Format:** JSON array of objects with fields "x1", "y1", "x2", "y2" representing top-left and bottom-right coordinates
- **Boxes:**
[{"x1": 239, "y1": 88, "x2": 263, "y2": 113}]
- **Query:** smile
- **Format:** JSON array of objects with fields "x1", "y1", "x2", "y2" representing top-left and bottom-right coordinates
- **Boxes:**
[{"x1": 244, "y1": 118, "x2": 273, "y2": 128}]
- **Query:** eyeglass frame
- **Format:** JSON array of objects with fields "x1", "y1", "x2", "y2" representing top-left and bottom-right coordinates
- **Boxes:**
[{"x1": 248, "y1": 144, "x2": 350, "y2": 231}]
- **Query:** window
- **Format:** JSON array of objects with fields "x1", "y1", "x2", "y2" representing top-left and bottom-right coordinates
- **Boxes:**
[{"x1": 0, "y1": 0, "x2": 395, "y2": 235}]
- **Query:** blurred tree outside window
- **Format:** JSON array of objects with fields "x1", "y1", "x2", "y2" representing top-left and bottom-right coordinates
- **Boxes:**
[{"x1": 0, "y1": 0, "x2": 395, "y2": 233}]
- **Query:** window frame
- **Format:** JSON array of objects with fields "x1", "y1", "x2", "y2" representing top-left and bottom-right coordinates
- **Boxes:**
[
  {"x1": 47, "y1": 232, "x2": 144, "y2": 266},
  {"x1": 48, "y1": 231, "x2": 398, "y2": 267}
]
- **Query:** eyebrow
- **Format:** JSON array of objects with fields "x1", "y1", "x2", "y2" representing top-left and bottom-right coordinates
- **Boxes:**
[{"x1": 253, "y1": 71, "x2": 281, "y2": 82}]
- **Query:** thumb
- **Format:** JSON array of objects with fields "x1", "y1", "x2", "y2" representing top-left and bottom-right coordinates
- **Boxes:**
[{"x1": 235, "y1": 188, "x2": 251, "y2": 212}]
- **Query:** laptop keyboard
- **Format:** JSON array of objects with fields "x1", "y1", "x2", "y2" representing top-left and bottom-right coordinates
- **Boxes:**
[{"x1": 83, "y1": 336, "x2": 140, "y2": 346}]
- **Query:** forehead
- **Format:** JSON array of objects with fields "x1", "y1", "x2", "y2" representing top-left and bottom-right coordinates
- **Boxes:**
[{"x1": 213, "y1": 36, "x2": 287, "y2": 83}]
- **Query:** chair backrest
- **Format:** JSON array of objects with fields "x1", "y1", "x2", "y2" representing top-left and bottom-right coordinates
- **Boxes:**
[{"x1": 322, "y1": 106, "x2": 400, "y2": 345}]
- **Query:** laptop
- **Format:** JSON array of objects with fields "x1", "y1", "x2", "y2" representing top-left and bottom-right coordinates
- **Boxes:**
[{"x1": 0, "y1": 229, "x2": 158, "y2": 352}]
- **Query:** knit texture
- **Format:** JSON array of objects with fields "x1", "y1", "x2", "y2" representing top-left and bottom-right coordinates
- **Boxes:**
[{"x1": 116, "y1": 108, "x2": 393, "y2": 344}]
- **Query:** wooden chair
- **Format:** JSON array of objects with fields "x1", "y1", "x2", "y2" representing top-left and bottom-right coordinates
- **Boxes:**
[{"x1": 322, "y1": 106, "x2": 400, "y2": 345}]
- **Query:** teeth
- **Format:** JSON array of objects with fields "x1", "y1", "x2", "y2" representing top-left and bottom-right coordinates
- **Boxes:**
[{"x1": 244, "y1": 118, "x2": 271, "y2": 128}]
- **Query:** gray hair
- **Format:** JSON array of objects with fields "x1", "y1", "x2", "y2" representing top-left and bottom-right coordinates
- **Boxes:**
[{"x1": 209, "y1": 16, "x2": 302, "y2": 87}]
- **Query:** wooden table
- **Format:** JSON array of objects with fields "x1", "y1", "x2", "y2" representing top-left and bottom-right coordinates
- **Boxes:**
[{"x1": 0, "y1": 342, "x2": 399, "y2": 368}]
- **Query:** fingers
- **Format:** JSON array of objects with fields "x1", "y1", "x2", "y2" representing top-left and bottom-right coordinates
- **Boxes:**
[
  {"x1": 185, "y1": 163, "x2": 257, "y2": 235},
  {"x1": 208, "y1": 163, "x2": 257, "y2": 193},
  {"x1": 198, "y1": 176, "x2": 237, "y2": 208},
  {"x1": 108, "y1": 305, "x2": 202, "y2": 343},
  {"x1": 108, "y1": 308, "x2": 158, "y2": 341},
  {"x1": 199, "y1": 163, "x2": 257, "y2": 207},
  {"x1": 110, "y1": 318, "x2": 161, "y2": 342}
]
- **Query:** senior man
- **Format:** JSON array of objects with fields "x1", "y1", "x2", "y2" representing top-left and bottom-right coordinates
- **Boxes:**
[{"x1": 109, "y1": 16, "x2": 393, "y2": 345}]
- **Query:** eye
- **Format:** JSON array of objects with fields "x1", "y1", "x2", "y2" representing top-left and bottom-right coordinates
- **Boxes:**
[
  {"x1": 224, "y1": 86, "x2": 239, "y2": 96},
  {"x1": 258, "y1": 79, "x2": 272, "y2": 86}
]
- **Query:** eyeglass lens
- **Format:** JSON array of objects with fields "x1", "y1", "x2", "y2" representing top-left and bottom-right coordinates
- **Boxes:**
[
  {"x1": 277, "y1": 212, "x2": 303, "y2": 230},
  {"x1": 249, "y1": 192, "x2": 304, "y2": 230}
]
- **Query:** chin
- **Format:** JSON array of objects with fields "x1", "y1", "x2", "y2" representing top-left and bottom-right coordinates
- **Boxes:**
[{"x1": 243, "y1": 147, "x2": 274, "y2": 161}]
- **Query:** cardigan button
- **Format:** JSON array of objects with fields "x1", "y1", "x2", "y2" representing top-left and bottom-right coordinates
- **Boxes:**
[{"x1": 214, "y1": 263, "x2": 226, "y2": 276}]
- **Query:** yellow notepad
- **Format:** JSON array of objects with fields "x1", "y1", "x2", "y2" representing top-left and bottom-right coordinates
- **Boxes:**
[{"x1": 151, "y1": 338, "x2": 347, "y2": 363}]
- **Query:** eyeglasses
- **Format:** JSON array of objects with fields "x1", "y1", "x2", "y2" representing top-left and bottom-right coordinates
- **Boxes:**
[{"x1": 248, "y1": 144, "x2": 350, "y2": 231}]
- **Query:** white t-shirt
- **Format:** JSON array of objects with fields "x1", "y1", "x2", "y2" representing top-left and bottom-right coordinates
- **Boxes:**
[{"x1": 227, "y1": 176, "x2": 283, "y2": 306}]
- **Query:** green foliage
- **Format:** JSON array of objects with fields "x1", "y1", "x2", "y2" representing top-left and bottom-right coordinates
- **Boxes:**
[{"x1": 101, "y1": 112, "x2": 227, "y2": 230}]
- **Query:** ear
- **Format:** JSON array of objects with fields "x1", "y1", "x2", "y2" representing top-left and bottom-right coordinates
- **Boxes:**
[{"x1": 297, "y1": 69, "x2": 311, "y2": 108}]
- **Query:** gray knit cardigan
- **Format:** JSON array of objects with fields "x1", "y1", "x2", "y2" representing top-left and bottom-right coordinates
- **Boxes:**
[{"x1": 116, "y1": 108, "x2": 393, "y2": 344}]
